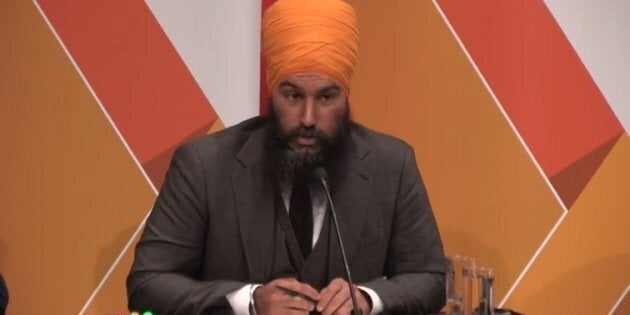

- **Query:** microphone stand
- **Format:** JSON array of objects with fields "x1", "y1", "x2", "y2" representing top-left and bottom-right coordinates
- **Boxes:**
[{"x1": 316, "y1": 168, "x2": 362, "y2": 315}]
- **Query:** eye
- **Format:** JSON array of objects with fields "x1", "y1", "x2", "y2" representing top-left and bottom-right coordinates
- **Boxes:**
[
  {"x1": 285, "y1": 92, "x2": 302, "y2": 102},
  {"x1": 319, "y1": 91, "x2": 341, "y2": 103},
  {"x1": 317, "y1": 88, "x2": 340, "y2": 103},
  {"x1": 319, "y1": 94, "x2": 333, "y2": 102}
]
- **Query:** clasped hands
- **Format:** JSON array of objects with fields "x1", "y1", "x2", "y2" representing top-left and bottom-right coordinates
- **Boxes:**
[{"x1": 254, "y1": 277, "x2": 371, "y2": 315}]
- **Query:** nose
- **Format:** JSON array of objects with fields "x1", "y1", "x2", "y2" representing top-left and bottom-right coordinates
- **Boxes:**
[{"x1": 300, "y1": 97, "x2": 316, "y2": 127}]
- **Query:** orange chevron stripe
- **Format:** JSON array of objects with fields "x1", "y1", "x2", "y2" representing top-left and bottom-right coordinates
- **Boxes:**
[
  {"x1": 1, "y1": 1, "x2": 155, "y2": 313},
  {"x1": 504, "y1": 134, "x2": 630, "y2": 313}
]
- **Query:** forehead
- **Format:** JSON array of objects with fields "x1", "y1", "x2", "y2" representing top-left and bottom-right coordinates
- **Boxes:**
[{"x1": 278, "y1": 72, "x2": 341, "y2": 91}]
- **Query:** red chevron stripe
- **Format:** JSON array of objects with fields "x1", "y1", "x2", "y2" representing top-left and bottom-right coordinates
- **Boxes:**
[
  {"x1": 438, "y1": 0, "x2": 622, "y2": 179},
  {"x1": 39, "y1": 0, "x2": 217, "y2": 168}
]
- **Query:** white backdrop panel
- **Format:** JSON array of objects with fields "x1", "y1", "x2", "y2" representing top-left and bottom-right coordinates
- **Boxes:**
[{"x1": 146, "y1": 0, "x2": 261, "y2": 127}]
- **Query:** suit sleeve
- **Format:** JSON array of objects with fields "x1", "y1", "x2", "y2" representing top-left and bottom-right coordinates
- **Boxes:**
[
  {"x1": 362, "y1": 145, "x2": 446, "y2": 314},
  {"x1": 127, "y1": 143, "x2": 244, "y2": 314}
]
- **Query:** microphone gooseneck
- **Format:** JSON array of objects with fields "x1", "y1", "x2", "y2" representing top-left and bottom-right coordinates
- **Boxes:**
[{"x1": 314, "y1": 167, "x2": 362, "y2": 315}]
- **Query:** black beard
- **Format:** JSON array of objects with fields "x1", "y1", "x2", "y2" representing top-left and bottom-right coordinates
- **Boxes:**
[{"x1": 266, "y1": 100, "x2": 351, "y2": 181}]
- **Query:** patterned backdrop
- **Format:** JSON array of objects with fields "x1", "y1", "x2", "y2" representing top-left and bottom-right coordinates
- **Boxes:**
[{"x1": 1, "y1": 0, "x2": 628, "y2": 314}]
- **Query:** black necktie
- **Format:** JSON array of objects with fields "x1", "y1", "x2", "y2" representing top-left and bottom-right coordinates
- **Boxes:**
[{"x1": 289, "y1": 177, "x2": 313, "y2": 258}]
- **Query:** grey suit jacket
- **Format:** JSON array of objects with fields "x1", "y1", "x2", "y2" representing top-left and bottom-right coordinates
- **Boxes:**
[{"x1": 127, "y1": 116, "x2": 446, "y2": 314}]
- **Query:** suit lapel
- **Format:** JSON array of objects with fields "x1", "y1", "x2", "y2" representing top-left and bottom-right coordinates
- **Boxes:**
[
  {"x1": 231, "y1": 127, "x2": 276, "y2": 283},
  {"x1": 327, "y1": 129, "x2": 373, "y2": 279}
]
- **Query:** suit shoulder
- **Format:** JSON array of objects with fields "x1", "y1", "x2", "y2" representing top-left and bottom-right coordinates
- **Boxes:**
[
  {"x1": 181, "y1": 116, "x2": 267, "y2": 154},
  {"x1": 351, "y1": 122, "x2": 412, "y2": 155}
]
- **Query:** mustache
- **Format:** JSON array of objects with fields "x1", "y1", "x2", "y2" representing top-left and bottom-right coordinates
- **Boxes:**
[{"x1": 278, "y1": 126, "x2": 329, "y2": 141}]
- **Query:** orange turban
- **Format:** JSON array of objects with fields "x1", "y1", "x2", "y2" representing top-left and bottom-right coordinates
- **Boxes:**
[{"x1": 262, "y1": 0, "x2": 359, "y2": 94}]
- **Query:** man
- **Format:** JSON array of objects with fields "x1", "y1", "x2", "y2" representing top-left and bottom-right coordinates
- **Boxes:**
[
  {"x1": 0, "y1": 273, "x2": 7, "y2": 315},
  {"x1": 127, "y1": 0, "x2": 445, "y2": 314}
]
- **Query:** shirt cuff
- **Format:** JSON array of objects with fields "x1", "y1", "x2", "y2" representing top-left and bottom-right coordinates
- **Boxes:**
[
  {"x1": 358, "y1": 285, "x2": 384, "y2": 315},
  {"x1": 226, "y1": 284, "x2": 262, "y2": 315}
]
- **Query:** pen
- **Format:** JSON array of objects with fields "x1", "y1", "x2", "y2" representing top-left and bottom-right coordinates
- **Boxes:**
[{"x1": 276, "y1": 285, "x2": 318, "y2": 305}]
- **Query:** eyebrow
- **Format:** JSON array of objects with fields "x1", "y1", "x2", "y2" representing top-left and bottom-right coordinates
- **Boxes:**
[
  {"x1": 277, "y1": 81, "x2": 340, "y2": 94},
  {"x1": 278, "y1": 81, "x2": 301, "y2": 91},
  {"x1": 317, "y1": 86, "x2": 340, "y2": 95}
]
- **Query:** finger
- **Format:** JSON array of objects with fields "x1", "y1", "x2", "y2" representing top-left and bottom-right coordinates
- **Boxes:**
[
  {"x1": 283, "y1": 295, "x2": 317, "y2": 312},
  {"x1": 276, "y1": 279, "x2": 320, "y2": 302},
  {"x1": 321, "y1": 285, "x2": 350, "y2": 315},
  {"x1": 319, "y1": 278, "x2": 345, "y2": 298},
  {"x1": 276, "y1": 285, "x2": 317, "y2": 305},
  {"x1": 331, "y1": 299, "x2": 353, "y2": 315},
  {"x1": 270, "y1": 277, "x2": 299, "y2": 286},
  {"x1": 317, "y1": 278, "x2": 346, "y2": 313}
]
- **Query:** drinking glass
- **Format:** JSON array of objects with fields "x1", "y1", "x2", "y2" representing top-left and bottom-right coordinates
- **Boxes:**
[
  {"x1": 463, "y1": 265, "x2": 494, "y2": 315},
  {"x1": 446, "y1": 255, "x2": 476, "y2": 315}
]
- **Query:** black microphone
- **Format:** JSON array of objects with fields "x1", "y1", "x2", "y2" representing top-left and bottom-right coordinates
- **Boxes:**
[{"x1": 314, "y1": 167, "x2": 362, "y2": 315}]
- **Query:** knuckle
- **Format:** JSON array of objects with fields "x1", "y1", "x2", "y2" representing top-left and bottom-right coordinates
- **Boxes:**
[
  {"x1": 280, "y1": 278, "x2": 294, "y2": 285},
  {"x1": 288, "y1": 296, "x2": 301, "y2": 308}
]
